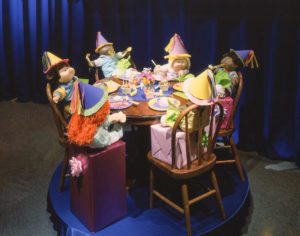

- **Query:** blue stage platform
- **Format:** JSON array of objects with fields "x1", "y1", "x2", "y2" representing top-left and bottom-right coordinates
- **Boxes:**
[{"x1": 48, "y1": 164, "x2": 250, "y2": 236}]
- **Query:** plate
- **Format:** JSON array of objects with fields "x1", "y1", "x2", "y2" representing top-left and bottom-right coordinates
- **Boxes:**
[
  {"x1": 108, "y1": 95, "x2": 133, "y2": 110},
  {"x1": 119, "y1": 69, "x2": 140, "y2": 81},
  {"x1": 148, "y1": 97, "x2": 180, "y2": 111},
  {"x1": 94, "y1": 80, "x2": 120, "y2": 94},
  {"x1": 152, "y1": 73, "x2": 177, "y2": 81},
  {"x1": 173, "y1": 82, "x2": 183, "y2": 92}
]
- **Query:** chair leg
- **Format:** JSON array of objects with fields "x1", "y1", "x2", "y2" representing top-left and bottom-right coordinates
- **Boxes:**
[
  {"x1": 229, "y1": 135, "x2": 245, "y2": 182},
  {"x1": 210, "y1": 170, "x2": 226, "y2": 220},
  {"x1": 181, "y1": 184, "x2": 191, "y2": 236},
  {"x1": 149, "y1": 167, "x2": 154, "y2": 209},
  {"x1": 59, "y1": 148, "x2": 69, "y2": 192}
]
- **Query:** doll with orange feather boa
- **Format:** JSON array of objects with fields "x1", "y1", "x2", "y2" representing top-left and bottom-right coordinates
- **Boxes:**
[{"x1": 67, "y1": 81, "x2": 126, "y2": 148}]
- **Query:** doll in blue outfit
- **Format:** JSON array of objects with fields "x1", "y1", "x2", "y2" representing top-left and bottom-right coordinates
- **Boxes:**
[
  {"x1": 85, "y1": 32, "x2": 132, "y2": 78},
  {"x1": 42, "y1": 51, "x2": 78, "y2": 121}
]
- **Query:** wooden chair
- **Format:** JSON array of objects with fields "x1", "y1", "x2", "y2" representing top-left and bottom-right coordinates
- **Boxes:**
[
  {"x1": 147, "y1": 102, "x2": 226, "y2": 236},
  {"x1": 214, "y1": 71, "x2": 245, "y2": 182},
  {"x1": 46, "y1": 82, "x2": 70, "y2": 192}
]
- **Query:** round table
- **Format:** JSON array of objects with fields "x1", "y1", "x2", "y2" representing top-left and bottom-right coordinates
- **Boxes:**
[{"x1": 99, "y1": 77, "x2": 188, "y2": 125}]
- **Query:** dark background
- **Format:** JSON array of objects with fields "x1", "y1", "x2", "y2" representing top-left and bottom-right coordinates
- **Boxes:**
[{"x1": 0, "y1": 0, "x2": 299, "y2": 163}]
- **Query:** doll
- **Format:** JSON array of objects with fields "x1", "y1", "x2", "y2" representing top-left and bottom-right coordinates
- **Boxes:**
[
  {"x1": 42, "y1": 51, "x2": 78, "y2": 121},
  {"x1": 67, "y1": 81, "x2": 126, "y2": 149},
  {"x1": 210, "y1": 49, "x2": 258, "y2": 97},
  {"x1": 85, "y1": 32, "x2": 133, "y2": 78},
  {"x1": 153, "y1": 34, "x2": 194, "y2": 81}
]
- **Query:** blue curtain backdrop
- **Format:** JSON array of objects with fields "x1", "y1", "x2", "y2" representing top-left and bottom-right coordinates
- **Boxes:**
[{"x1": 0, "y1": 0, "x2": 299, "y2": 163}]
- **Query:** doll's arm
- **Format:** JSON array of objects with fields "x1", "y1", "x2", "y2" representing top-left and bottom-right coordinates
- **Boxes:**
[
  {"x1": 154, "y1": 64, "x2": 168, "y2": 74},
  {"x1": 90, "y1": 122, "x2": 123, "y2": 148},
  {"x1": 85, "y1": 53, "x2": 95, "y2": 67},
  {"x1": 118, "y1": 47, "x2": 132, "y2": 58},
  {"x1": 53, "y1": 87, "x2": 66, "y2": 103},
  {"x1": 229, "y1": 71, "x2": 239, "y2": 86},
  {"x1": 109, "y1": 111, "x2": 126, "y2": 124},
  {"x1": 178, "y1": 69, "x2": 189, "y2": 78}
]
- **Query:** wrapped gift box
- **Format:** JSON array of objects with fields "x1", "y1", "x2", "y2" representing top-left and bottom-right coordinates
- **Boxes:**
[
  {"x1": 69, "y1": 140, "x2": 126, "y2": 233},
  {"x1": 219, "y1": 97, "x2": 234, "y2": 129},
  {"x1": 150, "y1": 123, "x2": 215, "y2": 169}
]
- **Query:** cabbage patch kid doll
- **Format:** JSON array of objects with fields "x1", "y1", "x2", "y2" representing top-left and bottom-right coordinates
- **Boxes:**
[
  {"x1": 154, "y1": 34, "x2": 194, "y2": 81},
  {"x1": 42, "y1": 51, "x2": 78, "y2": 121},
  {"x1": 67, "y1": 81, "x2": 126, "y2": 149},
  {"x1": 210, "y1": 49, "x2": 258, "y2": 97},
  {"x1": 85, "y1": 32, "x2": 132, "y2": 78}
]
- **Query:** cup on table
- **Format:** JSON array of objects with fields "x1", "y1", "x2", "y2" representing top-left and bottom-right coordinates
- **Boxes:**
[
  {"x1": 121, "y1": 84, "x2": 131, "y2": 94},
  {"x1": 144, "y1": 88, "x2": 155, "y2": 99},
  {"x1": 159, "y1": 80, "x2": 169, "y2": 91}
]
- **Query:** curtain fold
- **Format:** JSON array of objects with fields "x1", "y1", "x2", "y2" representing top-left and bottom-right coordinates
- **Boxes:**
[{"x1": 0, "y1": 0, "x2": 299, "y2": 163}]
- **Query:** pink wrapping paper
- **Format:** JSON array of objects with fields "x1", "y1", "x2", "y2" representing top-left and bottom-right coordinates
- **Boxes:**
[{"x1": 150, "y1": 122, "x2": 215, "y2": 169}]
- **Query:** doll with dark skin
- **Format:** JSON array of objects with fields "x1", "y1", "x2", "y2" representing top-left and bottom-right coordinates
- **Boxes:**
[{"x1": 209, "y1": 51, "x2": 244, "y2": 96}]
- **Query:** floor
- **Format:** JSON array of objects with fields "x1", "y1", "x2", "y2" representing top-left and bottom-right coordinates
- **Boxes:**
[{"x1": 0, "y1": 101, "x2": 299, "y2": 236}]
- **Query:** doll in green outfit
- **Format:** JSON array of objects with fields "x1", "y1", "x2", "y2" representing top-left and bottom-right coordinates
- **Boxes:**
[{"x1": 209, "y1": 49, "x2": 259, "y2": 97}]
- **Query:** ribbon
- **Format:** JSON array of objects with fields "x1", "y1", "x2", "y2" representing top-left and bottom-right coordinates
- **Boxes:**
[
  {"x1": 69, "y1": 154, "x2": 89, "y2": 177},
  {"x1": 245, "y1": 50, "x2": 259, "y2": 68},
  {"x1": 70, "y1": 81, "x2": 79, "y2": 114}
]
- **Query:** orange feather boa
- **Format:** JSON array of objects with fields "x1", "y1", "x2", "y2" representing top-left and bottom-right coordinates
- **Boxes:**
[{"x1": 67, "y1": 100, "x2": 110, "y2": 146}]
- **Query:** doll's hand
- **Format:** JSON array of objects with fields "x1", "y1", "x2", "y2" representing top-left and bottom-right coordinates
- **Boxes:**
[
  {"x1": 109, "y1": 112, "x2": 126, "y2": 124},
  {"x1": 117, "y1": 111, "x2": 126, "y2": 123},
  {"x1": 154, "y1": 65, "x2": 161, "y2": 74},
  {"x1": 178, "y1": 70, "x2": 187, "y2": 78},
  {"x1": 53, "y1": 94, "x2": 60, "y2": 103},
  {"x1": 232, "y1": 77, "x2": 239, "y2": 86},
  {"x1": 122, "y1": 47, "x2": 132, "y2": 57},
  {"x1": 126, "y1": 47, "x2": 132, "y2": 53},
  {"x1": 85, "y1": 53, "x2": 90, "y2": 59}
]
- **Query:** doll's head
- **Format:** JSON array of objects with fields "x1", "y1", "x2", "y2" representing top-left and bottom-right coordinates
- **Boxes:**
[
  {"x1": 220, "y1": 51, "x2": 243, "y2": 72},
  {"x1": 169, "y1": 57, "x2": 191, "y2": 72},
  {"x1": 98, "y1": 45, "x2": 115, "y2": 56},
  {"x1": 46, "y1": 62, "x2": 75, "y2": 89}
]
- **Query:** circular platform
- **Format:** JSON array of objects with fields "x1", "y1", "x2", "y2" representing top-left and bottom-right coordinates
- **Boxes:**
[{"x1": 48, "y1": 164, "x2": 250, "y2": 236}]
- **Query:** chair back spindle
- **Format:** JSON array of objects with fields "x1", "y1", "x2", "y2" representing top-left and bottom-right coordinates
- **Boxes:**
[
  {"x1": 171, "y1": 102, "x2": 224, "y2": 170},
  {"x1": 46, "y1": 83, "x2": 68, "y2": 147}
]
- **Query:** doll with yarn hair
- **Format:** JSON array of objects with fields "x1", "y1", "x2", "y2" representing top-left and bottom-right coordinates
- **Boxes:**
[
  {"x1": 154, "y1": 34, "x2": 194, "y2": 82},
  {"x1": 85, "y1": 32, "x2": 133, "y2": 78},
  {"x1": 42, "y1": 51, "x2": 79, "y2": 121},
  {"x1": 210, "y1": 49, "x2": 259, "y2": 97},
  {"x1": 67, "y1": 81, "x2": 126, "y2": 149}
]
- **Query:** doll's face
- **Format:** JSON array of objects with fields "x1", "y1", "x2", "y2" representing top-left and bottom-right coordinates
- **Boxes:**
[
  {"x1": 171, "y1": 58, "x2": 188, "y2": 71},
  {"x1": 58, "y1": 66, "x2": 75, "y2": 83},
  {"x1": 220, "y1": 56, "x2": 238, "y2": 71},
  {"x1": 99, "y1": 45, "x2": 115, "y2": 56}
]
